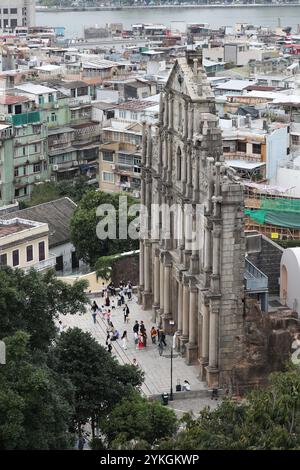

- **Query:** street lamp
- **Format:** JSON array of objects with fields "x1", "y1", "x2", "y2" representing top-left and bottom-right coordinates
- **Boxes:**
[{"x1": 169, "y1": 327, "x2": 178, "y2": 401}]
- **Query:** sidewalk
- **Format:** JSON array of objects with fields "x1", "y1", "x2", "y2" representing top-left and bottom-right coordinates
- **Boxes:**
[{"x1": 60, "y1": 293, "x2": 207, "y2": 397}]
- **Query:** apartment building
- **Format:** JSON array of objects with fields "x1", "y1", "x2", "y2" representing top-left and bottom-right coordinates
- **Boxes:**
[
  {"x1": 0, "y1": 93, "x2": 48, "y2": 205},
  {"x1": 0, "y1": 0, "x2": 35, "y2": 30},
  {"x1": 99, "y1": 119, "x2": 142, "y2": 197},
  {"x1": 220, "y1": 116, "x2": 290, "y2": 182}
]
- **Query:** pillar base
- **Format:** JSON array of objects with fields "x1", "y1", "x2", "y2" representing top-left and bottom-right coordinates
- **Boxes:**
[
  {"x1": 199, "y1": 358, "x2": 208, "y2": 381},
  {"x1": 161, "y1": 313, "x2": 175, "y2": 334},
  {"x1": 175, "y1": 330, "x2": 182, "y2": 351},
  {"x1": 152, "y1": 304, "x2": 160, "y2": 323},
  {"x1": 205, "y1": 366, "x2": 219, "y2": 388},
  {"x1": 137, "y1": 287, "x2": 143, "y2": 305},
  {"x1": 180, "y1": 335, "x2": 189, "y2": 356},
  {"x1": 185, "y1": 343, "x2": 198, "y2": 365},
  {"x1": 142, "y1": 291, "x2": 153, "y2": 310}
]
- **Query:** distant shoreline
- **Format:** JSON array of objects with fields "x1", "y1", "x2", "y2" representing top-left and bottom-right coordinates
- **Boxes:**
[{"x1": 36, "y1": 3, "x2": 300, "y2": 13}]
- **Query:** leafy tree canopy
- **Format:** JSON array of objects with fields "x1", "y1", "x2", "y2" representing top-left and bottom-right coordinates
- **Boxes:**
[
  {"x1": 48, "y1": 327, "x2": 144, "y2": 433},
  {"x1": 19, "y1": 178, "x2": 96, "y2": 208},
  {"x1": 70, "y1": 191, "x2": 139, "y2": 266},
  {"x1": 0, "y1": 267, "x2": 88, "y2": 351},
  {"x1": 159, "y1": 365, "x2": 300, "y2": 450},
  {"x1": 102, "y1": 392, "x2": 178, "y2": 448},
  {"x1": 0, "y1": 331, "x2": 75, "y2": 450}
]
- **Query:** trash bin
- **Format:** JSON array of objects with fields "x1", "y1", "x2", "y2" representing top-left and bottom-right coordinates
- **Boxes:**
[
  {"x1": 176, "y1": 379, "x2": 181, "y2": 392},
  {"x1": 161, "y1": 392, "x2": 169, "y2": 405}
]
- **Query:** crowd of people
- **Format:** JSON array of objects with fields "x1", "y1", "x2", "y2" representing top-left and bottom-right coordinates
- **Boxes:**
[{"x1": 89, "y1": 280, "x2": 169, "y2": 357}]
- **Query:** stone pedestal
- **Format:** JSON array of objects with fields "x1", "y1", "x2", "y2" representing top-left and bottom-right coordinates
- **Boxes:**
[
  {"x1": 185, "y1": 343, "x2": 198, "y2": 365},
  {"x1": 161, "y1": 313, "x2": 174, "y2": 334},
  {"x1": 199, "y1": 357, "x2": 208, "y2": 381},
  {"x1": 137, "y1": 287, "x2": 143, "y2": 305},
  {"x1": 142, "y1": 291, "x2": 153, "y2": 310},
  {"x1": 206, "y1": 366, "x2": 219, "y2": 388},
  {"x1": 180, "y1": 335, "x2": 189, "y2": 356}
]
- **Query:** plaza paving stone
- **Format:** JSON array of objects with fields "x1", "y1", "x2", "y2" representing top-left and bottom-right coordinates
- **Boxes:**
[{"x1": 60, "y1": 293, "x2": 207, "y2": 398}]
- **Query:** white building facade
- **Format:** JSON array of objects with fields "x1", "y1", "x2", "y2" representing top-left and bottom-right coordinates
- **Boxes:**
[{"x1": 0, "y1": 0, "x2": 35, "y2": 30}]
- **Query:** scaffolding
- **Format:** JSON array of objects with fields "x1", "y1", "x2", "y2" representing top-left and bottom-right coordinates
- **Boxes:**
[{"x1": 244, "y1": 183, "x2": 300, "y2": 240}]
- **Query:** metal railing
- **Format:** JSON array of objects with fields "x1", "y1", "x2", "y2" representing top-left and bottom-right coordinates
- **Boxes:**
[{"x1": 244, "y1": 258, "x2": 268, "y2": 292}]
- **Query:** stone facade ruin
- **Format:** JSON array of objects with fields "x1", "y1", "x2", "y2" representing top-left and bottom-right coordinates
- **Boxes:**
[{"x1": 138, "y1": 49, "x2": 246, "y2": 388}]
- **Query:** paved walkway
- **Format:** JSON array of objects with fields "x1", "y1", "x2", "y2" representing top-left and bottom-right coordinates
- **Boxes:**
[{"x1": 60, "y1": 293, "x2": 207, "y2": 397}]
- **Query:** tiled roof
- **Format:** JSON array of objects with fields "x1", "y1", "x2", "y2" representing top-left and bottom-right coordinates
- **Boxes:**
[
  {"x1": 0, "y1": 95, "x2": 29, "y2": 105},
  {"x1": 0, "y1": 197, "x2": 77, "y2": 248}
]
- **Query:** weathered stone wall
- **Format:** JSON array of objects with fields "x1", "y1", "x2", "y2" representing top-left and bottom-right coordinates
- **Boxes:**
[
  {"x1": 112, "y1": 253, "x2": 139, "y2": 286},
  {"x1": 248, "y1": 235, "x2": 284, "y2": 295}
]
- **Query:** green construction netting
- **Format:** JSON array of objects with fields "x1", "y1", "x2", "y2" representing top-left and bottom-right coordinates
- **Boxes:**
[
  {"x1": 245, "y1": 196, "x2": 300, "y2": 229},
  {"x1": 245, "y1": 209, "x2": 300, "y2": 229},
  {"x1": 261, "y1": 197, "x2": 300, "y2": 212}
]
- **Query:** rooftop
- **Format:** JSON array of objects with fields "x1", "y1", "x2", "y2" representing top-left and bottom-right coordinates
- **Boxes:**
[
  {"x1": 0, "y1": 198, "x2": 77, "y2": 248},
  {"x1": 0, "y1": 220, "x2": 31, "y2": 238},
  {"x1": 0, "y1": 95, "x2": 30, "y2": 105},
  {"x1": 116, "y1": 99, "x2": 158, "y2": 111},
  {"x1": 216, "y1": 79, "x2": 256, "y2": 91},
  {"x1": 16, "y1": 83, "x2": 57, "y2": 95}
]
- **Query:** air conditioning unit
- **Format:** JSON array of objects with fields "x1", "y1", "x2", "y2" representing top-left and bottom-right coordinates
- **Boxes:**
[
  {"x1": 54, "y1": 103, "x2": 59, "y2": 109},
  {"x1": 73, "y1": 161, "x2": 79, "y2": 166},
  {"x1": 111, "y1": 164, "x2": 116, "y2": 170},
  {"x1": 35, "y1": 175, "x2": 41, "y2": 181},
  {"x1": 40, "y1": 155, "x2": 45, "y2": 160},
  {"x1": 52, "y1": 164, "x2": 59, "y2": 171}
]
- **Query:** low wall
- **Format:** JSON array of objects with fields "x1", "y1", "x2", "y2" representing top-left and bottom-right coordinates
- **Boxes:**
[{"x1": 57, "y1": 271, "x2": 106, "y2": 292}]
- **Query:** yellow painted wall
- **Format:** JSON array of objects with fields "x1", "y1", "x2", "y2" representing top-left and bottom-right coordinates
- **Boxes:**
[{"x1": 57, "y1": 271, "x2": 108, "y2": 293}]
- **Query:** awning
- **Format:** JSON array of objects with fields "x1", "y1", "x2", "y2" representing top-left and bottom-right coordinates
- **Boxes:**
[{"x1": 226, "y1": 160, "x2": 266, "y2": 171}]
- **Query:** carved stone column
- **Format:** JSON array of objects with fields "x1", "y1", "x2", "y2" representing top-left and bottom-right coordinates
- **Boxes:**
[
  {"x1": 142, "y1": 241, "x2": 152, "y2": 310},
  {"x1": 159, "y1": 256, "x2": 164, "y2": 317},
  {"x1": 186, "y1": 285, "x2": 198, "y2": 364},
  {"x1": 206, "y1": 301, "x2": 219, "y2": 388},
  {"x1": 181, "y1": 280, "x2": 190, "y2": 354},
  {"x1": 138, "y1": 240, "x2": 144, "y2": 304},
  {"x1": 153, "y1": 248, "x2": 160, "y2": 321},
  {"x1": 199, "y1": 301, "x2": 209, "y2": 381}
]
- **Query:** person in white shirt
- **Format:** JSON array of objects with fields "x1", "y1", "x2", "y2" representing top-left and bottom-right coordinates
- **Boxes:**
[{"x1": 182, "y1": 380, "x2": 191, "y2": 391}]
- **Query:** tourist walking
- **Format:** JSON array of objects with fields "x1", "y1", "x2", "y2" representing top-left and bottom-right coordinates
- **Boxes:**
[
  {"x1": 151, "y1": 326, "x2": 157, "y2": 344},
  {"x1": 142, "y1": 329, "x2": 147, "y2": 347},
  {"x1": 121, "y1": 330, "x2": 128, "y2": 350},
  {"x1": 133, "y1": 320, "x2": 139, "y2": 334},
  {"x1": 134, "y1": 331, "x2": 139, "y2": 349},
  {"x1": 127, "y1": 281, "x2": 132, "y2": 300},
  {"x1": 140, "y1": 321, "x2": 145, "y2": 335},
  {"x1": 91, "y1": 301, "x2": 99, "y2": 324},
  {"x1": 138, "y1": 333, "x2": 144, "y2": 350},
  {"x1": 160, "y1": 330, "x2": 167, "y2": 347},
  {"x1": 123, "y1": 304, "x2": 130, "y2": 323}
]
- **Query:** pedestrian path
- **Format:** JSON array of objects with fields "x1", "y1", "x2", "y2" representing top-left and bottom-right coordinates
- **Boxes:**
[{"x1": 60, "y1": 294, "x2": 207, "y2": 397}]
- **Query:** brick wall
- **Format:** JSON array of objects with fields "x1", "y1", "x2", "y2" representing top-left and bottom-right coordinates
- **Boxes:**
[
  {"x1": 248, "y1": 235, "x2": 284, "y2": 295},
  {"x1": 112, "y1": 253, "x2": 139, "y2": 286}
]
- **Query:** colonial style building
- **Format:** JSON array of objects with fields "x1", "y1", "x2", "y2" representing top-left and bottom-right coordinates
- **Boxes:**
[{"x1": 139, "y1": 49, "x2": 246, "y2": 388}]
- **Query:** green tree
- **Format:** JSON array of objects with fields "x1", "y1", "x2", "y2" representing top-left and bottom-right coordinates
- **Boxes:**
[
  {"x1": 0, "y1": 331, "x2": 75, "y2": 450},
  {"x1": 159, "y1": 366, "x2": 300, "y2": 450},
  {"x1": 70, "y1": 191, "x2": 139, "y2": 266},
  {"x1": 49, "y1": 328, "x2": 143, "y2": 437},
  {"x1": 102, "y1": 393, "x2": 178, "y2": 448},
  {"x1": 20, "y1": 178, "x2": 96, "y2": 208},
  {"x1": 0, "y1": 267, "x2": 88, "y2": 351}
]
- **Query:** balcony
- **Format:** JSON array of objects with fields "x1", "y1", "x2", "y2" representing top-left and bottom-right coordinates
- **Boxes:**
[
  {"x1": 244, "y1": 258, "x2": 268, "y2": 293},
  {"x1": 23, "y1": 254, "x2": 56, "y2": 273},
  {"x1": 68, "y1": 96, "x2": 91, "y2": 108},
  {"x1": 8, "y1": 111, "x2": 41, "y2": 127}
]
